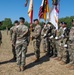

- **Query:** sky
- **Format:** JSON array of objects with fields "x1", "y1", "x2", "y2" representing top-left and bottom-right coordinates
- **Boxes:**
[{"x1": 0, "y1": 0, "x2": 74, "y2": 22}]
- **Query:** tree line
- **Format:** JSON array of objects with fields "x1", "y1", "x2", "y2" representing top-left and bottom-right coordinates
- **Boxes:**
[{"x1": 0, "y1": 16, "x2": 74, "y2": 30}]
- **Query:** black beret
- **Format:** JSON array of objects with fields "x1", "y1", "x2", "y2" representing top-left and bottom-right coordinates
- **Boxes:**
[
  {"x1": 19, "y1": 17, "x2": 25, "y2": 21},
  {"x1": 34, "y1": 19, "x2": 38, "y2": 22},
  {"x1": 62, "y1": 22, "x2": 67, "y2": 25},
  {"x1": 14, "y1": 20, "x2": 19, "y2": 23}
]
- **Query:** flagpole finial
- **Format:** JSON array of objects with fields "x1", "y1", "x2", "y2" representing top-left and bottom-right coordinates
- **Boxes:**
[
  {"x1": 24, "y1": 0, "x2": 29, "y2": 7},
  {"x1": 52, "y1": 0, "x2": 59, "y2": 5}
]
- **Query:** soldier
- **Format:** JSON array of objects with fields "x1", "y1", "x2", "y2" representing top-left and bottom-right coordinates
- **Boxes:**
[
  {"x1": 32, "y1": 19, "x2": 41, "y2": 62},
  {"x1": 67, "y1": 19, "x2": 74, "y2": 70},
  {"x1": 47, "y1": 22, "x2": 56, "y2": 57},
  {"x1": 43, "y1": 22, "x2": 56, "y2": 57},
  {"x1": 0, "y1": 22, "x2": 2, "y2": 47},
  {"x1": 10, "y1": 20, "x2": 19, "y2": 61},
  {"x1": 41, "y1": 22, "x2": 48, "y2": 52},
  {"x1": 14, "y1": 17, "x2": 29, "y2": 71},
  {"x1": 59, "y1": 22, "x2": 70, "y2": 65},
  {"x1": 55, "y1": 22, "x2": 64, "y2": 61}
]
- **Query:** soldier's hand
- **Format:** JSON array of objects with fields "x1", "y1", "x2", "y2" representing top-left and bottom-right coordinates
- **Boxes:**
[
  {"x1": 55, "y1": 37, "x2": 59, "y2": 40},
  {"x1": 50, "y1": 35, "x2": 54, "y2": 39},
  {"x1": 43, "y1": 34, "x2": 46, "y2": 38}
]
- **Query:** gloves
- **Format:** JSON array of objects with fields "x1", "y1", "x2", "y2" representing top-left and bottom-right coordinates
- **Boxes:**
[
  {"x1": 50, "y1": 35, "x2": 54, "y2": 39},
  {"x1": 64, "y1": 44, "x2": 67, "y2": 48},
  {"x1": 43, "y1": 34, "x2": 46, "y2": 38},
  {"x1": 60, "y1": 43, "x2": 62, "y2": 46},
  {"x1": 55, "y1": 37, "x2": 59, "y2": 40}
]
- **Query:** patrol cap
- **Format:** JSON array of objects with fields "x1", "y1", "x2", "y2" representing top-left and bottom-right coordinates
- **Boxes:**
[
  {"x1": 34, "y1": 19, "x2": 39, "y2": 22},
  {"x1": 72, "y1": 19, "x2": 74, "y2": 22}
]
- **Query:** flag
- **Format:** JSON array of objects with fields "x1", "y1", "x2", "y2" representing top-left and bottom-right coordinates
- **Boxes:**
[
  {"x1": 49, "y1": 2, "x2": 59, "y2": 30},
  {"x1": 28, "y1": 0, "x2": 33, "y2": 24},
  {"x1": 38, "y1": 0, "x2": 49, "y2": 21}
]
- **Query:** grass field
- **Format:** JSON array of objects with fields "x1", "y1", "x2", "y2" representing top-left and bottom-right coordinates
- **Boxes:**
[{"x1": 0, "y1": 31, "x2": 74, "y2": 75}]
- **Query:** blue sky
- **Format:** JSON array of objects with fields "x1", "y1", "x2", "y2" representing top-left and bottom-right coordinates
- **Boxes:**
[{"x1": 0, "y1": 0, "x2": 74, "y2": 22}]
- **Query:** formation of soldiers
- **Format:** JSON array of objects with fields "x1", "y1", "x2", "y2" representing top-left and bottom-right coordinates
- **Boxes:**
[{"x1": 0, "y1": 18, "x2": 74, "y2": 72}]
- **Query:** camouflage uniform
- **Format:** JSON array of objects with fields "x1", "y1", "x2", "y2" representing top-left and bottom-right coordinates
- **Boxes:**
[
  {"x1": 0, "y1": 30, "x2": 2, "y2": 46},
  {"x1": 68, "y1": 26, "x2": 74, "y2": 65},
  {"x1": 45, "y1": 25, "x2": 56, "y2": 57},
  {"x1": 55, "y1": 27, "x2": 64, "y2": 59},
  {"x1": 56, "y1": 27, "x2": 69, "y2": 63},
  {"x1": 50, "y1": 26, "x2": 57, "y2": 57},
  {"x1": 14, "y1": 24, "x2": 28, "y2": 67},
  {"x1": 41, "y1": 25, "x2": 48, "y2": 52},
  {"x1": 32, "y1": 24, "x2": 41, "y2": 59},
  {"x1": 10, "y1": 26, "x2": 17, "y2": 59},
  {"x1": 61, "y1": 27, "x2": 70, "y2": 63}
]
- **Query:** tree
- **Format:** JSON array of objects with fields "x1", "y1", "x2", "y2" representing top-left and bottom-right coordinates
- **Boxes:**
[
  {"x1": 0, "y1": 18, "x2": 12, "y2": 30},
  {"x1": 59, "y1": 16, "x2": 74, "y2": 28}
]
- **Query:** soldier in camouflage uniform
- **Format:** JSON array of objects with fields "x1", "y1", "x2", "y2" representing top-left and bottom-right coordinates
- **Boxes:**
[
  {"x1": 67, "y1": 19, "x2": 74, "y2": 70},
  {"x1": 10, "y1": 20, "x2": 19, "y2": 60},
  {"x1": 14, "y1": 17, "x2": 29, "y2": 71},
  {"x1": 41, "y1": 23, "x2": 48, "y2": 52},
  {"x1": 47, "y1": 22, "x2": 56, "y2": 57},
  {"x1": 32, "y1": 19, "x2": 41, "y2": 62},
  {"x1": 59, "y1": 22, "x2": 70, "y2": 65},
  {"x1": 44, "y1": 22, "x2": 56, "y2": 57},
  {"x1": 55, "y1": 22, "x2": 70, "y2": 63},
  {"x1": 0, "y1": 22, "x2": 2, "y2": 47},
  {"x1": 55, "y1": 22, "x2": 64, "y2": 61}
]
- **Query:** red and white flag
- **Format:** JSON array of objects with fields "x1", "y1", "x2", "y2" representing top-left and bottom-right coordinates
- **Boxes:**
[{"x1": 28, "y1": 0, "x2": 33, "y2": 24}]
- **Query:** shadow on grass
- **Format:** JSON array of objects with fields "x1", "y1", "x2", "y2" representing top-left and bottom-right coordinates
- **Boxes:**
[
  {"x1": 0, "y1": 52, "x2": 35, "y2": 65},
  {"x1": 25, "y1": 54, "x2": 50, "y2": 69}
]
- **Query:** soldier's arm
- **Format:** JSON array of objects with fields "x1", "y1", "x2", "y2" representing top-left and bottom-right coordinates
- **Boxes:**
[
  {"x1": 12, "y1": 30, "x2": 17, "y2": 46},
  {"x1": 10, "y1": 28, "x2": 13, "y2": 40}
]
